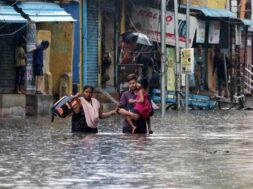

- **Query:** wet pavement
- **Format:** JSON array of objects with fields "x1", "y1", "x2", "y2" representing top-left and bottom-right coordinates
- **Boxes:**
[{"x1": 1, "y1": 110, "x2": 253, "y2": 188}]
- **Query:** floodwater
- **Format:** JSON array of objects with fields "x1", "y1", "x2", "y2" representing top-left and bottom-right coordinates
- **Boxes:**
[{"x1": 1, "y1": 110, "x2": 253, "y2": 189}]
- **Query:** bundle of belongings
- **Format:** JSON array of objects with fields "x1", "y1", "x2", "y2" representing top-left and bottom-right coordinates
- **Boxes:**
[{"x1": 51, "y1": 96, "x2": 80, "y2": 122}]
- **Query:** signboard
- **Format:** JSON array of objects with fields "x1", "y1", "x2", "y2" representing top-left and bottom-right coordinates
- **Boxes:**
[
  {"x1": 181, "y1": 0, "x2": 227, "y2": 9},
  {"x1": 207, "y1": 0, "x2": 227, "y2": 9},
  {"x1": 181, "y1": 0, "x2": 207, "y2": 7},
  {"x1": 131, "y1": 6, "x2": 198, "y2": 48},
  {"x1": 196, "y1": 20, "x2": 206, "y2": 44},
  {"x1": 208, "y1": 21, "x2": 220, "y2": 44},
  {"x1": 181, "y1": 48, "x2": 194, "y2": 74}
]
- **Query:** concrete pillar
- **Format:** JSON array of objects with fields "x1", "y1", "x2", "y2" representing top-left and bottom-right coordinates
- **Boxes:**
[{"x1": 26, "y1": 94, "x2": 53, "y2": 116}]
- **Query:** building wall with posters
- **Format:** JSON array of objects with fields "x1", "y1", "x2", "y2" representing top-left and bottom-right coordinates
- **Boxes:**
[{"x1": 16, "y1": 1, "x2": 75, "y2": 97}]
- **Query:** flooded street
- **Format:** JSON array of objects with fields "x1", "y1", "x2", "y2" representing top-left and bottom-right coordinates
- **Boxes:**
[{"x1": 1, "y1": 110, "x2": 253, "y2": 188}]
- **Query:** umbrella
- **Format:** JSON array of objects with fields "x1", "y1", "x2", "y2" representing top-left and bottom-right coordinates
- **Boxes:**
[{"x1": 126, "y1": 32, "x2": 153, "y2": 46}]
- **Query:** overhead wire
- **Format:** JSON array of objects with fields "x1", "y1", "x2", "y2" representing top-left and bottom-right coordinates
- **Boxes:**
[
  {"x1": 0, "y1": 0, "x2": 21, "y2": 29},
  {"x1": 0, "y1": 0, "x2": 47, "y2": 37},
  {"x1": 0, "y1": 0, "x2": 27, "y2": 37},
  {"x1": 0, "y1": 20, "x2": 33, "y2": 37}
]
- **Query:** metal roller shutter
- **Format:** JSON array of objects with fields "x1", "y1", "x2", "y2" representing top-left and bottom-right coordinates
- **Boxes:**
[
  {"x1": 86, "y1": 0, "x2": 98, "y2": 87},
  {"x1": 0, "y1": 37, "x2": 15, "y2": 93}
]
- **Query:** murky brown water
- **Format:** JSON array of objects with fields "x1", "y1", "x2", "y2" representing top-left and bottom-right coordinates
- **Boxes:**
[{"x1": 1, "y1": 110, "x2": 253, "y2": 188}]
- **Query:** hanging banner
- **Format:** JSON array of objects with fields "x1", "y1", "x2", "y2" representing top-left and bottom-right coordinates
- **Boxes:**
[
  {"x1": 25, "y1": 52, "x2": 35, "y2": 94},
  {"x1": 196, "y1": 20, "x2": 206, "y2": 44},
  {"x1": 131, "y1": 6, "x2": 198, "y2": 48},
  {"x1": 166, "y1": 48, "x2": 176, "y2": 91},
  {"x1": 208, "y1": 21, "x2": 220, "y2": 44},
  {"x1": 181, "y1": 48, "x2": 194, "y2": 74}
]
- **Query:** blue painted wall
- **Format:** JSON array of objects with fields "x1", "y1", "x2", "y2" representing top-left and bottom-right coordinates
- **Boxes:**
[{"x1": 61, "y1": 2, "x2": 80, "y2": 84}]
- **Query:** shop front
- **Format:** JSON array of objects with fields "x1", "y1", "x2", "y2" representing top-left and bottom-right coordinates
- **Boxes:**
[
  {"x1": 125, "y1": 3, "x2": 198, "y2": 95},
  {"x1": 81, "y1": 0, "x2": 120, "y2": 93},
  {"x1": 124, "y1": 1, "x2": 252, "y2": 108},
  {"x1": 16, "y1": 1, "x2": 75, "y2": 97},
  {"x1": 0, "y1": 4, "x2": 27, "y2": 94},
  {"x1": 186, "y1": 6, "x2": 253, "y2": 100},
  {"x1": 0, "y1": 4, "x2": 28, "y2": 117}
]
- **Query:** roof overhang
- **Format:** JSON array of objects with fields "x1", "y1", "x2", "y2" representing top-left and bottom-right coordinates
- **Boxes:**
[
  {"x1": 180, "y1": 5, "x2": 237, "y2": 19},
  {"x1": 180, "y1": 5, "x2": 253, "y2": 31},
  {"x1": 0, "y1": 4, "x2": 27, "y2": 23},
  {"x1": 239, "y1": 19, "x2": 253, "y2": 31},
  {"x1": 17, "y1": 2, "x2": 75, "y2": 22}
]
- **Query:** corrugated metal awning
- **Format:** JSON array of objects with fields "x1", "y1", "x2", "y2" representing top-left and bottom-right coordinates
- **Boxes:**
[
  {"x1": 180, "y1": 5, "x2": 237, "y2": 19},
  {"x1": 240, "y1": 19, "x2": 253, "y2": 32},
  {"x1": 240, "y1": 19, "x2": 253, "y2": 27},
  {"x1": 0, "y1": 4, "x2": 27, "y2": 23},
  {"x1": 17, "y1": 2, "x2": 75, "y2": 22}
]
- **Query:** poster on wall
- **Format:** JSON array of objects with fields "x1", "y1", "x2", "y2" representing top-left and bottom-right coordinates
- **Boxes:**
[
  {"x1": 131, "y1": 6, "x2": 198, "y2": 48},
  {"x1": 181, "y1": 48, "x2": 194, "y2": 74},
  {"x1": 26, "y1": 22, "x2": 36, "y2": 52},
  {"x1": 196, "y1": 20, "x2": 206, "y2": 44},
  {"x1": 25, "y1": 52, "x2": 35, "y2": 93},
  {"x1": 208, "y1": 21, "x2": 220, "y2": 44},
  {"x1": 26, "y1": 22, "x2": 36, "y2": 93},
  {"x1": 166, "y1": 48, "x2": 176, "y2": 91}
]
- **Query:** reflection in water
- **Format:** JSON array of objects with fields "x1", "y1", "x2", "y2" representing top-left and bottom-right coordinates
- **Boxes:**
[{"x1": 0, "y1": 111, "x2": 253, "y2": 188}]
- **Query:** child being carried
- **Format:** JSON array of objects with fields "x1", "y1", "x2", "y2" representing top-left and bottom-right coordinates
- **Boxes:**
[{"x1": 117, "y1": 78, "x2": 153, "y2": 134}]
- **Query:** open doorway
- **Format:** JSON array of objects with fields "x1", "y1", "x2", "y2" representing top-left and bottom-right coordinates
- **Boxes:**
[{"x1": 100, "y1": 0, "x2": 116, "y2": 91}]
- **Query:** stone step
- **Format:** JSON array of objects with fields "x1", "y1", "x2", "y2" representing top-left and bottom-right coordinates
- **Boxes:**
[{"x1": 0, "y1": 94, "x2": 26, "y2": 118}]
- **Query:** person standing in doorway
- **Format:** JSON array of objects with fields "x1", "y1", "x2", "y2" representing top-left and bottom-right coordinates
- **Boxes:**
[
  {"x1": 212, "y1": 46, "x2": 230, "y2": 97},
  {"x1": 101, "y1": 52, "x2": 111, "y2": 88},
  {"x1": 194, "y1": 45, "x2": 204, "y2": 94},
  {"x1": 15, "y1": 40, "x2": 26, "y2": 94},
  {"x1": 33, "y1": 40, "x2": 50, "y2": 94}
]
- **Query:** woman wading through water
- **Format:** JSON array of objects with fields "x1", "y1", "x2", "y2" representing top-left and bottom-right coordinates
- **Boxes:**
[{"x1": 71, "y1": 85, "x2": 117, "y2": 133}]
